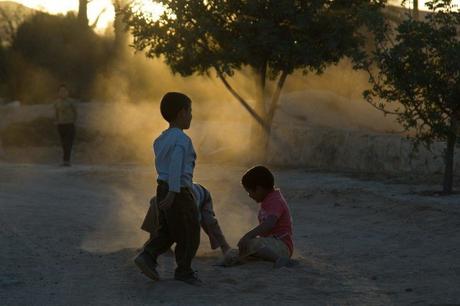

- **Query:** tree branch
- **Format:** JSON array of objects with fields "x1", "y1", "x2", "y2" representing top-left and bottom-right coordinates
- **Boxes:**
[
  {"x1": 267, "y1": 70, "x2": 288, "y2": 124},
  {"x1": 215, "y1": 69, "x2": 269, "y2": 131},
  {"x1": 364, "y1": 67, "x2": 400, "y2": 116},
  {"x1": 365, "y1": 97, "x2": 400, "y2": 115},
  {"x1": 90, "y1": 8, "x2": 107, "y2": 29},
  {"x1": 184, "y1": 24, "x2": 270, "y2": 132}
]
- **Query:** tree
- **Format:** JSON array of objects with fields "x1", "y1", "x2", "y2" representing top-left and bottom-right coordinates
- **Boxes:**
[
  {"x1": 413, "y1": 0, "x2": 419, "y2": 20},
  {"x1": 112, "y1": 0, "x2": 130, "y2": 56},
  {"x1": 364, "y1": 0, "x2": 460, "y2": 193},
  {"x1": 79, "y1": 0, "x2": 94, "y2": 26},
  {"x1": 11, "y1": 13, "x2": 111, "y2": 101},
  {"x1": 0, "y1": 3, "x2": 31, "y2": 46},
  {"x1": 122, "y1": 0, "x2": 385, "y2": 160}
]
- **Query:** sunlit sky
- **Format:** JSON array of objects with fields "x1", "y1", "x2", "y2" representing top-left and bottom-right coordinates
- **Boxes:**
[
  {"x1": 0, "y1": 0, "x2": 164, "y2": 32},
  {"x1": 1, "y1": 0, "x2": 460, "y2": 32},
  {"x1": 388, "y1": 0, "x2": 460, "y2": 9}
]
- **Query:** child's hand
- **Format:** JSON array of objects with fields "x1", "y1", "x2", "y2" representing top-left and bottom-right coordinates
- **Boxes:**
[
  {"x1": 219, "y1": 249, "x2": 241, "y2": 267},
  {"x1": 158, "y1": 191, "x2": 176, "y2": 210}
]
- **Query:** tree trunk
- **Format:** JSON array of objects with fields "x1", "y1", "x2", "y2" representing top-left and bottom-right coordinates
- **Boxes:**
[
  {"x1": 113, "y1": 0, "x2": 129, "y2": 57},
  {"x1": 249, "y1": 66, "x2": 269, "y2": 163},
  {"x1": 443, "y1": 119, "x2": 457, "y2": 194},
  {"x1": 413, "y1": 0, "x2": 419, "y2": 20},
  {"x1": 216, "y1": 67, "x2": 288, "y2": 164},
  {"x1": 78, "y1": 0, "x2": 89, "y2": 26}
]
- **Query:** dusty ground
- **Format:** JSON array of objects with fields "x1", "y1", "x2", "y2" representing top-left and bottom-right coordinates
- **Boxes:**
[{"x1": 1, "y1": 162, "x2": 459, "y2": 306}]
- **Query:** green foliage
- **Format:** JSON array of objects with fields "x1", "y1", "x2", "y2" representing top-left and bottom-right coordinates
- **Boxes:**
[
  {"x1": 9, "y1": 12, "x2": 112, "y2": 102},
  {"x1": 124, "y1": 0, "x2": 385, "y2": 80},
  {"x1": 364, "y1": 0, "x2": 460, "y2": 192},
  {"x1": 365, "y1": 0, "x2": 460, "y2": 145},
  {"x1": 122, "y1": 0, "x2": 386, "y2": 160}
]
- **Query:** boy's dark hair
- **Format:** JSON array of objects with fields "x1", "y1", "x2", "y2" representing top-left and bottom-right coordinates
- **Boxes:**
[
  {"x1": 160, "y1": 92, "x2": 191, "y2": 122},
  {"x1": 241, "y1": 165, "x2": 275, "y2": 190}
]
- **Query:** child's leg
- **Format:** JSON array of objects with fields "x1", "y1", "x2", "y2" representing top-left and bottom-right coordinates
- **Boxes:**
[
  {"x1": 137, "y1": 210, "x2": 172, "y2": 281},
  {"x1": 136, "y1": 208, "x2": 172, "y2": 281},
  {"x1": 200, "y1": 198, "x2": 230, "y2": 253},
  {"x1": 143, "y1": 209, "x2": 174, "y2": 261},
  {"x1": 167, "y1": 190, "x2": 200, "y2": 280},
  {"x1": 240, "y1": 237, "x2": 291, "y2": 267}
]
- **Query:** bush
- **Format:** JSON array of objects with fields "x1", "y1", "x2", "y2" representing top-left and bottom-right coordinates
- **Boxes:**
[
  {"x1": 8, "y1": 12, "x2": 111, "y2": 103},
  {"x1": 1, "y1": 117, "x2": 58, "y2": 146},
  {"x1": 0, "y1": 117, "x2": 101, "y2": 147}
]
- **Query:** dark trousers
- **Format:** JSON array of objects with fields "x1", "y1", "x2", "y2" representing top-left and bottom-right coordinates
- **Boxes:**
[
  {"x1": 57, "y1": 124, "x2": 75, "y2": 162},
  {"x1": 144, "y1": 181, "x2": 200, "y2": 277}
]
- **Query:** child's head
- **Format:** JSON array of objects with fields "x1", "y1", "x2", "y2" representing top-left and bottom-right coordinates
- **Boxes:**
[
  {"x1": 160, "y1": 92, "x2": 192, "y2": 129},
  {"x1": 241, "y1": 165, "x2": 275, "y2": 203}
]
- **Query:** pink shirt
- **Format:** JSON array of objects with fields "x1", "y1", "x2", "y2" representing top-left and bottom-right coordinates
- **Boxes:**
[{"x1": 258, "y1": 189, "x2": 293, "y2": 256}]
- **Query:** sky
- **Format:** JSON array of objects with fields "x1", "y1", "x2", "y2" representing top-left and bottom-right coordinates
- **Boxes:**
[
  {"x1": 0, "y1": 0, "x2": 163, "y2": 32},
  {"x1": 1, "y1": 0, "x2": 459, "y2": 32},
  {"x1": 388, "y1": 0, "x2": 460, "y2": 8}
]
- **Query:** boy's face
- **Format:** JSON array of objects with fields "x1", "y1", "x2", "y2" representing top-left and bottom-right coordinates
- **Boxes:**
[
  {"x1": 245, "y1": 186, "x2": 268, "y2": 203},
  {"x1": 178, "y1": 104, "x2": 192, "y2": 129}
]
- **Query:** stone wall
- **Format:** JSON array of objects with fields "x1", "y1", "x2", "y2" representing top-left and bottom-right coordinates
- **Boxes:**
[
  {"x1": 0, "y1": 102, "x2": 251, "y2": 163},
  {"x1": 267, "y1": 124, "x2": 460, "y2": 175},
  {"x1": 2, "y1": 102, "x2": 459, "y2": 175}
]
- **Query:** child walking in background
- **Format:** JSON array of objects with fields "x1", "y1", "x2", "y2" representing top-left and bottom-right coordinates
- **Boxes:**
[
  {"x1": 54, "y1": 84, "x2": 77, "y2": 167},
  {"x1": 234, "y1": 165, "x2": 294, "y2": 268},
  {"x1": 134, "y1": 92, "x2": 201, "y2": 285}
]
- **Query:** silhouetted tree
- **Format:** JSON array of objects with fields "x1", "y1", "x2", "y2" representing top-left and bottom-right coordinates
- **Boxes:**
[
  {"x1": 409, "y1": 0, "x2": 420, "y2": 19},
  {"x1": 112, "y1": 0, "x2": 129, "y2": 56},
  {"x1": 78, "y1": 0, "x2": 94, "y2": 26},
  {"x1": 0, "y1": 2, "x2": 33, "y2": 97},
  {"x1": 10, "y1": 12, "x2": 111, "y2": 102},
  {"x1": 0, "y1": 3, "x2": 31, "y2": 46},
  {"x1": 364, "y1": 0, "x2": 460, "y2": 193},
  {"x1": 122, "y1": 0, "x2": 385, "y2": 160}
]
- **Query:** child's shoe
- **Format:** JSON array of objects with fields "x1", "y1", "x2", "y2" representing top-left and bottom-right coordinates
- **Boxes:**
[
  {"x1": 174, "y1": 271, "x2": 203, "y2": 286},
  {"x1": 134, "y1": 251, "x2": 160, "y2": 281}
]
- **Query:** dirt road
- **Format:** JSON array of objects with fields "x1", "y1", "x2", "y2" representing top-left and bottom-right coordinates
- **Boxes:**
[{"x1": 1, "y1": 163, "x2": 459, "y2": 305}]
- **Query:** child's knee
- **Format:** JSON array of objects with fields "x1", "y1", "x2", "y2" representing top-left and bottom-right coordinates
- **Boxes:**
[{"x1": 244, "y1": 238, "x2": 265, "y2": 254}]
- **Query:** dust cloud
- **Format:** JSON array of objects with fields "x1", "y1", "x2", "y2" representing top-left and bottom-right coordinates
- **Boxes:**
[
  {"x1": 78, "y1": 165, "x2": 257, "y2": 254},
  {"x1": 85, "y1": 56, "x2": 401, "y2": 165},
  {"x1": 2, "y1": 49, "x2": 404, "y2": 253},
  {"x1": 75, "y1": 55, "x2": 402, "y2": 253}
]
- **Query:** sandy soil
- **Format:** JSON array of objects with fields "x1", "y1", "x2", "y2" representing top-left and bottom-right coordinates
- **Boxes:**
[{"x1": 1, "y1": 162, "x2": 459, "y2": 305}]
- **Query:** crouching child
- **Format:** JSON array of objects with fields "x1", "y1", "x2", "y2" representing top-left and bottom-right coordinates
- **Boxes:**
[
  {"x1": 141, "y1": 183, "x2": 231, "y2": 256},
  {"x1": 236, "y1": 165, "x2": 294, "y2": 268}
]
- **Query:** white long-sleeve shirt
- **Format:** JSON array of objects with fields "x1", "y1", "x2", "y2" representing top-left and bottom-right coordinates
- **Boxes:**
[{"x1": 153, "y1": 128, "x2": 196, "y2": 193}]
